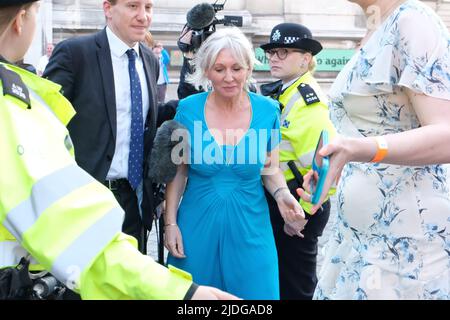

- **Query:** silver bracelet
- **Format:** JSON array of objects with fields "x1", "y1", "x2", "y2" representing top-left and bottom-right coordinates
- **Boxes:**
[
  {"x1": 273, "y1": 187, "x2": 289, "y2": 199},
  {"x1": 164, "y1": 223, "x2": 178, "y2": 228}
]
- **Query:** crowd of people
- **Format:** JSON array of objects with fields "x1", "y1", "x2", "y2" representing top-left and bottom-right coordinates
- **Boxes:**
[{"x1": 1, "y1": 0, "x2": 450, "y2": 301}]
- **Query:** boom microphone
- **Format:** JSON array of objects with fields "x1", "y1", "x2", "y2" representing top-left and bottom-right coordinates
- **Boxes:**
[
  {"x1": 186, "y1": 2, "x2": 216, "y2": 30},
  {"x1": 147, "y1": 120, "x2": 190, "y2": 184}
]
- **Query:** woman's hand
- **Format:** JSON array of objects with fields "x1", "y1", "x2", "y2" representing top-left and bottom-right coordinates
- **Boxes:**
[
  {"x1": 275, "y1": 188, "x2": 306, "y2": 224},
  {"x1": 164, "y1": 225, "x2": 186, "y2": 258},
  {"x1": 297, "y1": 135, "x2": 351, "y2": 214},
  {"x1": 283, "y1": 220, "x2": 308, "y2": 238}
]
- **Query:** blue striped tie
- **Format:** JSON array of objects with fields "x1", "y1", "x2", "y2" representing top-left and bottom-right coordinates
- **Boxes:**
[{"x1": 126, "y1": 49, "x2": 144, "y2": 190}]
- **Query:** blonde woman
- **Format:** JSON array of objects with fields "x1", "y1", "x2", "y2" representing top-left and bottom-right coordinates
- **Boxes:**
[{"x1": 164, "y1": 27, "x2": 307, "y2": 299}]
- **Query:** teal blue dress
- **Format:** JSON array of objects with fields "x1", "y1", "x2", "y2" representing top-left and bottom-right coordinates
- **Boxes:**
[{"x1": 167, "y1": 91, "x2": 281, "y2": 299}]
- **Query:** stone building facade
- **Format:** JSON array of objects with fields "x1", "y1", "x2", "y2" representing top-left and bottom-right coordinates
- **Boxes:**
[{"x1": 27, "y1": 0, "x2": 450, "y2": 90}]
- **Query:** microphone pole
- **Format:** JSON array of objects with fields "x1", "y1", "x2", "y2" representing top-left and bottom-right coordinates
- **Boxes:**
[{"x1": 158, "y1": 212, "x2": 164, "y2": 265}]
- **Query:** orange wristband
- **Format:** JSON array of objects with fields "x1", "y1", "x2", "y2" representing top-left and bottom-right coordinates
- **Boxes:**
[{"x1": 370, "y1": 136, "x2": 388, "y2": 163}]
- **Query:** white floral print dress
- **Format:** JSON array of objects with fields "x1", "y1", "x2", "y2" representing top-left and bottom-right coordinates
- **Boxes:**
[{"x1": 315, "y1": 0, "x2": 450, "y2": 300}]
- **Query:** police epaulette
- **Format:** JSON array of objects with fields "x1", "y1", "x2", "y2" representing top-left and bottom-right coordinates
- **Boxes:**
[
  {"x1": 0, "y1": 64, "x2": 31, "y2": 108},
  {"x1": 297, "y1": 83, "x2": 320, "y2": 105}
]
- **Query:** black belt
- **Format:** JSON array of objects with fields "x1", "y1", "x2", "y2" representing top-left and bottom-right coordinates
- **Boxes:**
[{"x1": 103, "y1": 178, "x2": 129, "y2": 191}]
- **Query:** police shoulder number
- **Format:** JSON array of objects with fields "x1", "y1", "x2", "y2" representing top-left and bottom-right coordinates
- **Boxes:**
[
  {"x1": 297, "y1": 83, "x2": 320, "y2": 105},
  {"x1": 0, "y1": 65, "x2": 31, "y2": 108}
]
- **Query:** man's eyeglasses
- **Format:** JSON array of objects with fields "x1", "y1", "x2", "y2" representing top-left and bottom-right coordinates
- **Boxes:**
[{"x1": 265, "y1": 48, "x2": 306, "y2": 60}]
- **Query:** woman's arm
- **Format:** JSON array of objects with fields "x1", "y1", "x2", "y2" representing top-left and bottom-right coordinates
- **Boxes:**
[
  {"x1": 164, "y1": 163, "x2": 188, "y2": 258},
  {"x1": 261, "y1": 149, "x2": 287, "y2": 195},
  {"x1": 299, "y1": 90, "x2": 450, "y2": 214},
  {"x1": 262, "y1": 149, "x2": 305, "y2": 226}
]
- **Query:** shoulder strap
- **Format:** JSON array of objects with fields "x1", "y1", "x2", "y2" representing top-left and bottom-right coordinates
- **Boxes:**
[
  {"x1": 298, "y1": 83, "x2": 320, "y2": 105},
  {"x1": 0, "y1": 64, "x2": 31, "y2": 108},
  {"x1": 280, "y1": 82, "x2": 321, "y2": 124}
]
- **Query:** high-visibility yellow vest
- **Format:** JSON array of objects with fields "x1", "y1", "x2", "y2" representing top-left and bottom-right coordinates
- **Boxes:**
[
  {"x1": 277, "y1": 72, "x2": 336, "y2": 213},
  {"x1": 0, "y1": 63, "x2": 193, "y2": 299},
  {"x1": 0, "y1": 62, "x2": 76, "y2": 272}
]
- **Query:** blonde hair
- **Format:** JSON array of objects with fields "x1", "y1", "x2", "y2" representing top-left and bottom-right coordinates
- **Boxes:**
[
  {"x1": 187, "y1": 27, "x2": 256, "y2": 91},
  {"x1": 308, "y1": 56, "x2": 317, "y2": 72},
  {"x1": 143, "y1": 31, "x2": 154, "y2": 48}
]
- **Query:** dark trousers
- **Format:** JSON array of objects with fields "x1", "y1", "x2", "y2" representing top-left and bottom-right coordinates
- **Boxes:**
[
  {"x1": 105, "y1": 179, "x2": 147, "y2": 253},
  {"x1": 265, "y1": 181, "x2": 331, "y2": 300}
]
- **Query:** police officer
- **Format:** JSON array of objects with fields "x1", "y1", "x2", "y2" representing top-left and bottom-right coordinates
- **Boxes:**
[
  {"x1": 260, "y1": 23, "x2": 336, "y2": 300},
  {"x1": 0, "y1": 0, "x2": 237, "y2": 300}
]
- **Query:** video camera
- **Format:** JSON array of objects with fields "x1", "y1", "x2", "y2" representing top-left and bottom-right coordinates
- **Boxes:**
[{"x1": 178, "y1": 0, "x2": 243, "y2": 53}]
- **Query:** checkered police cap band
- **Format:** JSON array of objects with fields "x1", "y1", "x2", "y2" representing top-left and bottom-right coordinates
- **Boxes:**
[{"x1": 284, "y1": 37, "x2": 300, "y2": 44}]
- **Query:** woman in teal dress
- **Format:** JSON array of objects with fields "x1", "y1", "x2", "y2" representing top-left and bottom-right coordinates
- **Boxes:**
[{"x1": 164, "y1": 27, "x2": 307, "y2": 299}]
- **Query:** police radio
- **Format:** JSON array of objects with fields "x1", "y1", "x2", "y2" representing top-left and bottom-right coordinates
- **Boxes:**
[{"x1": 32, "y1": 275, "x2": 66, "y2": 299}]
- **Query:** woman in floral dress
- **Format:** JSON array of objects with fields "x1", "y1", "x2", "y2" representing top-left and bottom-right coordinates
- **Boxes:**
[{"x1": 299, "y1": 0, "x2": 450, "y2": 299}]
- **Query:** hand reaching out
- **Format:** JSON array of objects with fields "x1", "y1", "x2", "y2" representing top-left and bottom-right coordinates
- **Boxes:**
[{"x1": 297, "y1": 135, "x2": 350, "y2": 214}]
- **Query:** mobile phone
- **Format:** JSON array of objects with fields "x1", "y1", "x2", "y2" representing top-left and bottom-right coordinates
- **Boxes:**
[{"x1": 310, "y1": 130, "x2": 329, "y2": 205}]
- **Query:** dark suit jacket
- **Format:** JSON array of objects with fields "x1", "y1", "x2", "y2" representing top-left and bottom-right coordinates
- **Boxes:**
[{"x1": 44, "y1": 28, "x2": 163, "y2": 230}]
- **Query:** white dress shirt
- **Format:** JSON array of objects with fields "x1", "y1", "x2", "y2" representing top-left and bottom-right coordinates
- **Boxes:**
[
  {"x1": 106, "y1": 27, "x2": 150, "y2": 180},
  {"x1": 36, "y1": 55, "x2": 49, "y2": 75},
  {"x1": 282, "y1": 76, "x2": 300, "y2": 91},
  {"x1": 157, "y1": 56, "x2": 165, "y2": 85}
]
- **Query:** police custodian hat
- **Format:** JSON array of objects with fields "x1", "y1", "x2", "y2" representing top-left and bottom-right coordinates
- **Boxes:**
[
  {"x1": 0, "y1": 0, "x2": 38, "y2": 8},
  {"x1": 260, "y1": 23, "x2": 323, "y2": 56}
]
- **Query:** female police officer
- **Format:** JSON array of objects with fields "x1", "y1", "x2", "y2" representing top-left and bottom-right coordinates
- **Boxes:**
[
  {"x1": 0, "y1": 0, "x2": 237, "y2": 300},
  {"x1": 260, "y1": 23, "x2": 336, "y2": 300}
]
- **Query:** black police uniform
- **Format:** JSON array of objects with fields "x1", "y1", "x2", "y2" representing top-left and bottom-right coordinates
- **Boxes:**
[{"x1": 260, "y1": 23, "x2": 331, "y2": 300}]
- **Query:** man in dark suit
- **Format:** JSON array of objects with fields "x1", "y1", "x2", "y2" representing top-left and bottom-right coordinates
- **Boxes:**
[{"x1": 44, "y1": 0, "x2": 163, "y2": 253}]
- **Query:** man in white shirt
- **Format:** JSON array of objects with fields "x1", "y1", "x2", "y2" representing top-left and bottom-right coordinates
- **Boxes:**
[
  {"x1": 152, "y1": 41, "x2": 170, "y2": 103},
  {"x1": 37, "y1": 43, "x2": 53, "y2": 76},
  {"x1": 44, "y1": 0, "x2": 160, "y2": 254}
]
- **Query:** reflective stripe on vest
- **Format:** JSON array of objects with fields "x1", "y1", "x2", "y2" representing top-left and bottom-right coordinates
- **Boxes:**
[
  {"x1": 279, "y1": 90, "x2": 315, "y2": 169},
  {"x1": 1, "y1": 163, "x2": 124, "y2": 286},
  {"x1": 0, "y1": 240, "x2": 28, "y2": 269},
  {"x1": 0, "y1": 240, "x2": 40, "y2": 269},
  {"x1": 280, "y1": 91, "x2": 302, "y2": 124},
  {"x1": 278, "y1": 83, "x2": 320, "y2": 181},
  {"x1": 3, "y1": 165, "x2": 92, "y2": 241},
  {"x1": 28, "y1": 88, "x2": 74, "y2": 156},
  {"x1": 51, "y1": 206, "x2": 123, "y2": 289},
  {"x1": 280, "y1": 139, "x2": 314, "y2": 168},
  {"x1": 279, "y1": 151, "x2": 314, "y2": 173},
  {"x1": 1, "y1": 66, "x2": 124, "y2": 288},
  {"x1": 279, "y1": 139, "x2": 294, "y2": 153},
  {"x1": 29, "y1": 88, "x2": 52, "y2": 114}
]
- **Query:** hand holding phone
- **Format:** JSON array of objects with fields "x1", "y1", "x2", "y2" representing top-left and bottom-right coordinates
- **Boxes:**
[{"x1": 310, "y1": 130, "x2": 329, "y2": 205}]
